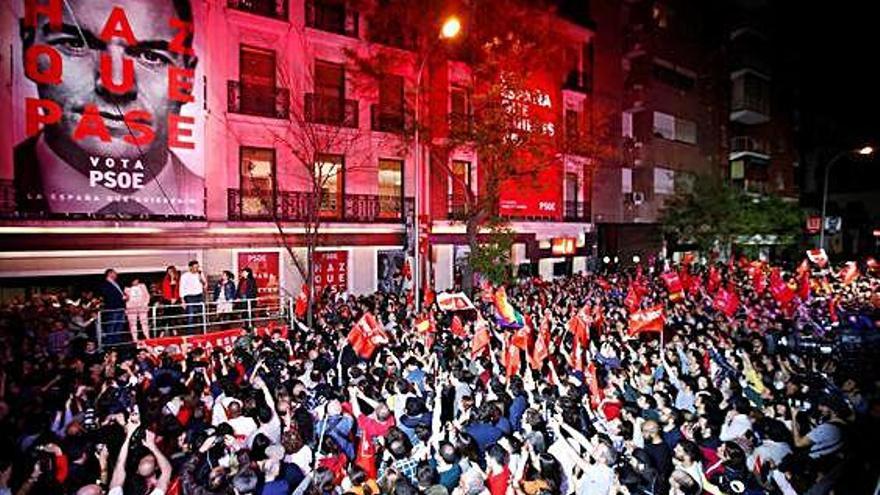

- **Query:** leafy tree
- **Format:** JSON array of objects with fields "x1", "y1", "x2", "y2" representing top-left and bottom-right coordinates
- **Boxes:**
[
  {"x1": 661, "y1": 175, "x2": 803, "y2": 254},
  {"x1": 467, "y1": 220, "x2": 516, "y2": 286}
]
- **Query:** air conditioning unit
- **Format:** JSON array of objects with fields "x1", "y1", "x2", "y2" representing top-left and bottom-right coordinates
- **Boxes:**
[{"x1": 632, "y1": 192, "x2": 645, "y2": 205}]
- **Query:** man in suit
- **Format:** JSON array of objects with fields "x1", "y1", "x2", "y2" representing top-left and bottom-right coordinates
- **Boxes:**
[
  {"x1": 13, "y1": 0, "x2": 203, "y2": 217},
  {"x1": 98, "y1": 268, "x2": 127, "y2": 345}
]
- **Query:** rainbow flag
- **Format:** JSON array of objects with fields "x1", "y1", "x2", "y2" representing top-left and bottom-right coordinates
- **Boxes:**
[{"x1": 494, "y1": 287, "x2": 525, "y2": 328}]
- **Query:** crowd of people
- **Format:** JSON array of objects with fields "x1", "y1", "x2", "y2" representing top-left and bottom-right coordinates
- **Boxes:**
[{"x1": 0, "y1": 255, "x2": 878, "y2": 495}]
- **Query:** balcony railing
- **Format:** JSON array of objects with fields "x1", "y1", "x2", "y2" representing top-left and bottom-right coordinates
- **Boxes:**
[
  {"x1": 228, "y1": 189, "x2": 410, "y2": 223},
  {"x1": 306, "y1": 0, "x2": 359, "y2": 37},
  {"x1": 227, "y1": 0, "x2": 288, "y2": 21},
  {"x1": 730, "y1": 136, "x2": 770, "y2": 156},
  {"x1": 304, "y1": 94, "x2": 359, "y2": 128},
  {"x1": 449, "y1": 112, "x2": 474, "y2": 138},
  {"x1": 227, "y1": 81, "x2": 290, "y2": 119},
  {"x1": 563, "y1": 70, "x2": 592, "y2": 93},
  {"x1": 447, "y1": 195, "x2": 470, "y2": 221},
  {"x1": 370, "y1": 104, "x2": 413, "y2": 134}
]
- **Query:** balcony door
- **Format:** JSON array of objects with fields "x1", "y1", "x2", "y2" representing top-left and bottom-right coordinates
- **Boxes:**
[
  {"x1": 315, "y1": 154, "x2": 344, "y2": 217},
  {"x1": 240, "y1": 46, "x2": 276, "y2": 116},
  {"x1": 376, "y1": 73, "x2": 404, "y2": 131},
  {"x1": 449, "y1": 160, "x2": 471, "y2": 217},
  {"x1": 378, "y1": 159, "x2": 403, "y2": 219},
  {"x1": 240, "y1": 147, "x2": 276, "y2": 218},
  {"x1": 565, "y1": 172, "x2": 579, "y2": 218}
]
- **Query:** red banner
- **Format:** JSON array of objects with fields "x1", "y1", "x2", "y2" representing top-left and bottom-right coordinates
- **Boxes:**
[
  {"x1": 313, "y1": 251, "x2": 349, "y2": 293},
  {"x1": 140, "y1": 325, "x2": 288, "y2": 354},
  {"x1": 238, "y1": 251, "x2": 280, "y2": 300}
]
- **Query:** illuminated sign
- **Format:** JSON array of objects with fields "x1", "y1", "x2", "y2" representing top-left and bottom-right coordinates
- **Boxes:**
[
  {"x1": 9, "y1": 0, "x2": 205, "y2": 217},
  {"x1": 551, "y1": 237, "x2": 576, "y2": 255}
]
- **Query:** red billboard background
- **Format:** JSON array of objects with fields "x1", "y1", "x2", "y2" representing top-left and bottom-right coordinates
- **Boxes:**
[
  {"x1": 237, "y1": 251, "x2": 280, "y2": 300},
  {"x1": 314, "y1": 250, "x2": 348, "y2": 293}
]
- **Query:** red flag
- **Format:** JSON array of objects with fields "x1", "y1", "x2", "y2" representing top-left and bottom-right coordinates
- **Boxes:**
[
  {"x1": 708, "y1": 266, "x2": 721, "y2": 293},
  {"x1": 838, "y1": 262, "x2": 859, "y2": 285},
  {"x1": 798, "y1": 270, "x2": 811, "y2": 300},
  {"x1": 592, "y1": 305, "x2": 605, "y2": 333},
  {"x1": 682, "y1": 252, "x2": 696, "y2": 266},
  {"x1": 624, "y1": 284, "x2": 642, "y2": 312},
  {"x1": 502, "y1": 336, "x2": 521, "y2": 377},
  {"x1": 770, "y1": 275, "x2": 795, "y2": 305},
  {"x1": 628, "y1": 305, "x2": 665, "y2": 336},
  {"x1": 295, "y1": 284, "x2": 309, "y2": 319},
  {"x1": 568, "y1": 334, "x2": 584, "y2": 372},
  {"x1": 471, "y1": 317, "x2": 490, "y2": 358},
  {"x1": 750, "y1": 264, "x2": 766, "y2": 295},
  {"x1": 529, "y1": 319, "x2": 550, "y2": 370},
  {"x1": 347, "y1": 312, "x2": 389, "y2": 359},
  {"x1": 596, "y1": 277, "x2": 611, "y2": 291},
  {"x1": 829, "y1": 296, "x2": 840, "y2": 323},
  {"x1": 450, "y1": 315, "x2": 466, "y2": 337},
  {"x1": 797, "y1": 259, "x2": 810, "y2": 277},
  {"x1": 585, "y1": 361, "x2": 603, "y2": 409},
  {"x1": 510, "y1": 318, "x2": 533, "y2": 351},
  {"x1": 567, "y1": 312, "x2": 589, "y2": 347},
  {"x1": 662, "y1": 271, "x2": 684, "y2": 301},
  {"x1": 713, "y1": 286, "x2": 740, "y2": 317}
]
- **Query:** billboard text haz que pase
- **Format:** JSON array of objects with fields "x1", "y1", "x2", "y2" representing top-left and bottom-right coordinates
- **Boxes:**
[{"x1": 9, "y1": 0, "x2": 205, "y2": 217}]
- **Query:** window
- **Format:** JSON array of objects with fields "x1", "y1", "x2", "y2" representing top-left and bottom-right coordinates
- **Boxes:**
[
  {"x1": 450, "y1": 86, "x2": 472, "y2": 135},
  {"x1": 378, "y1": 159, "x2": 403, "y2": 218},
  {"x1": 565, "y1": 109, "x2": 581, "y2": 144},
  {"x1": 565, "y1": 172, "x2": 580, "y2": 219},
  {"x1": 449, "y1": 160, "x2": 471, "y2": 216},
  {"x1": 621, "y1": 167, "x2": 633, "y2": 194},
  {"x1": 374, "y1": 73, "x2": 404, "y2": 132},
  {"x1": 239, "y1": 46, "x2": 276, "y2": 115},
  {"x1": 653, "y1": 112, "x2": 696, "y2": 144},
  {"x1": 315, "y1": 154, "x2": 344, "y2": 216},
  {"x1": 306, "y1": 0, "x2": 358, "y2": 37},
  {"x1": 240, "y1": 147, "x2": 276, "y2": 217},
  {"x1": 312, "y1": 60, "x2": 345, "y2": 124},
  {"x1": 654, "y1": 167, "x2": 675, "y2": 194},
  {"x1": 622, "y1": 111, "x2": 633, "y2": 139}
]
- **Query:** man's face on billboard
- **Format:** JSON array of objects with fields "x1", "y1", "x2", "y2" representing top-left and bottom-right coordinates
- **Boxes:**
[{"x1": 25, "y1": 0, "x2": 195, "y2": 162}]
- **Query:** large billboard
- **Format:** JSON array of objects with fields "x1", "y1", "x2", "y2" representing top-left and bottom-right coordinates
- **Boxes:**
[
  {"x1": 7, "y1": 0, "x2": 205, "y2": 217},
  {"x1": 237, "y1": 251, "x2": 280, "y2": 300},
  {"x1": 313, "y1": 250, "x2": 349, "y2": 294}
]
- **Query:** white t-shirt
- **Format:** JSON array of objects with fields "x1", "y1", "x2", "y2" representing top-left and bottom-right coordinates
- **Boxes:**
[
  {"x1": 577, "y1": 463, "x2": 614, "y2": 495},
  {"x1": 179, "y1": 271, "x2": 204, "y2": 298}
]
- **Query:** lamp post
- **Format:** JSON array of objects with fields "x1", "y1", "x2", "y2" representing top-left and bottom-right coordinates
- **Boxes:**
[
  {"x1": 818, "y1": 145, "x2": 873, "y2": 250},
  {"x1": 414, "y1": 16, "x2": 460, "y2": 312}
]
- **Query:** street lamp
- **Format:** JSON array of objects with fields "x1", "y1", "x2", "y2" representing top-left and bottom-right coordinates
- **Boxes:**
[
  {"x1": 818, "y1": 145, "x2": 874, "y2": 250},
  {"x1": 414, "y1": 16, "x2": 460, "y2": 312}
]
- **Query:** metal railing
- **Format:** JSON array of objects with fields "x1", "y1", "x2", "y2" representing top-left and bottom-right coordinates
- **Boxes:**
[
  {"x1": 370, "y1": 104, "x2": 411, "y2": 134},
  {"x1": 228, "y1": 81, "x2": 290, "y2": 119},
  {"x1": 304, "y1": 93, "x2": 359, "y2": 128},
  {"x1": 227, "y1": 0, "x2": 288, "y2": 21},
  {"x1": 730, "y1": 136, "x2": 770, "y2": 156},
  {"x1": 564, "y1": 200, "x2": 587, "y2": 221},
  {"x1": 228, "y1": 189, "x2": 411, "y2": 223},
  {"x1": 96, "y1": 296, "x2": 293, "y2": 349}
]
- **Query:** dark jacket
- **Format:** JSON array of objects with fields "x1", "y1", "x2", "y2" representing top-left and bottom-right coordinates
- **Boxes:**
[
  {"x1": 99, "y1": 280, "x2": 126, "y2": 310},
  {"x1": 213, "y1": 280, "x2": 236, "y2": 301},
  {"x1": 238, "y1": 276, "x2": 258, "y2": 300}
]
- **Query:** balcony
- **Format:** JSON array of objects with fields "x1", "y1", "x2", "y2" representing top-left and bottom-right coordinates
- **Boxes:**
[
  {"x1": 227, "y1": 81, "x2": 290, "y2": 119},
  {"x1": 370, "y1": 104, "x2": 410, "y2": 134},
  {"x1": 730, "y1": 72, "x2": 770, "y2": 125},
  {"x1": 227, "y1": 0, "x2": 288, "y2": 21},
  {"x1": 228, "y1": 189, "x2": 410, "y2": 222},
  {"x1": 306, "y1": 0, "x2": 359, "y2": 38},
  {"x1": 563, "y1": 70, "x2": 592, "y2": 93},
  {"x1": 729, "y1": 136, "x2": 770, "y2": 160},
  {"x1": 304, "y1": 94, "x2": 359, "y2": 128},
  {"x1": 449, "y1": 113, "x2": 474, "y2": 139}
]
